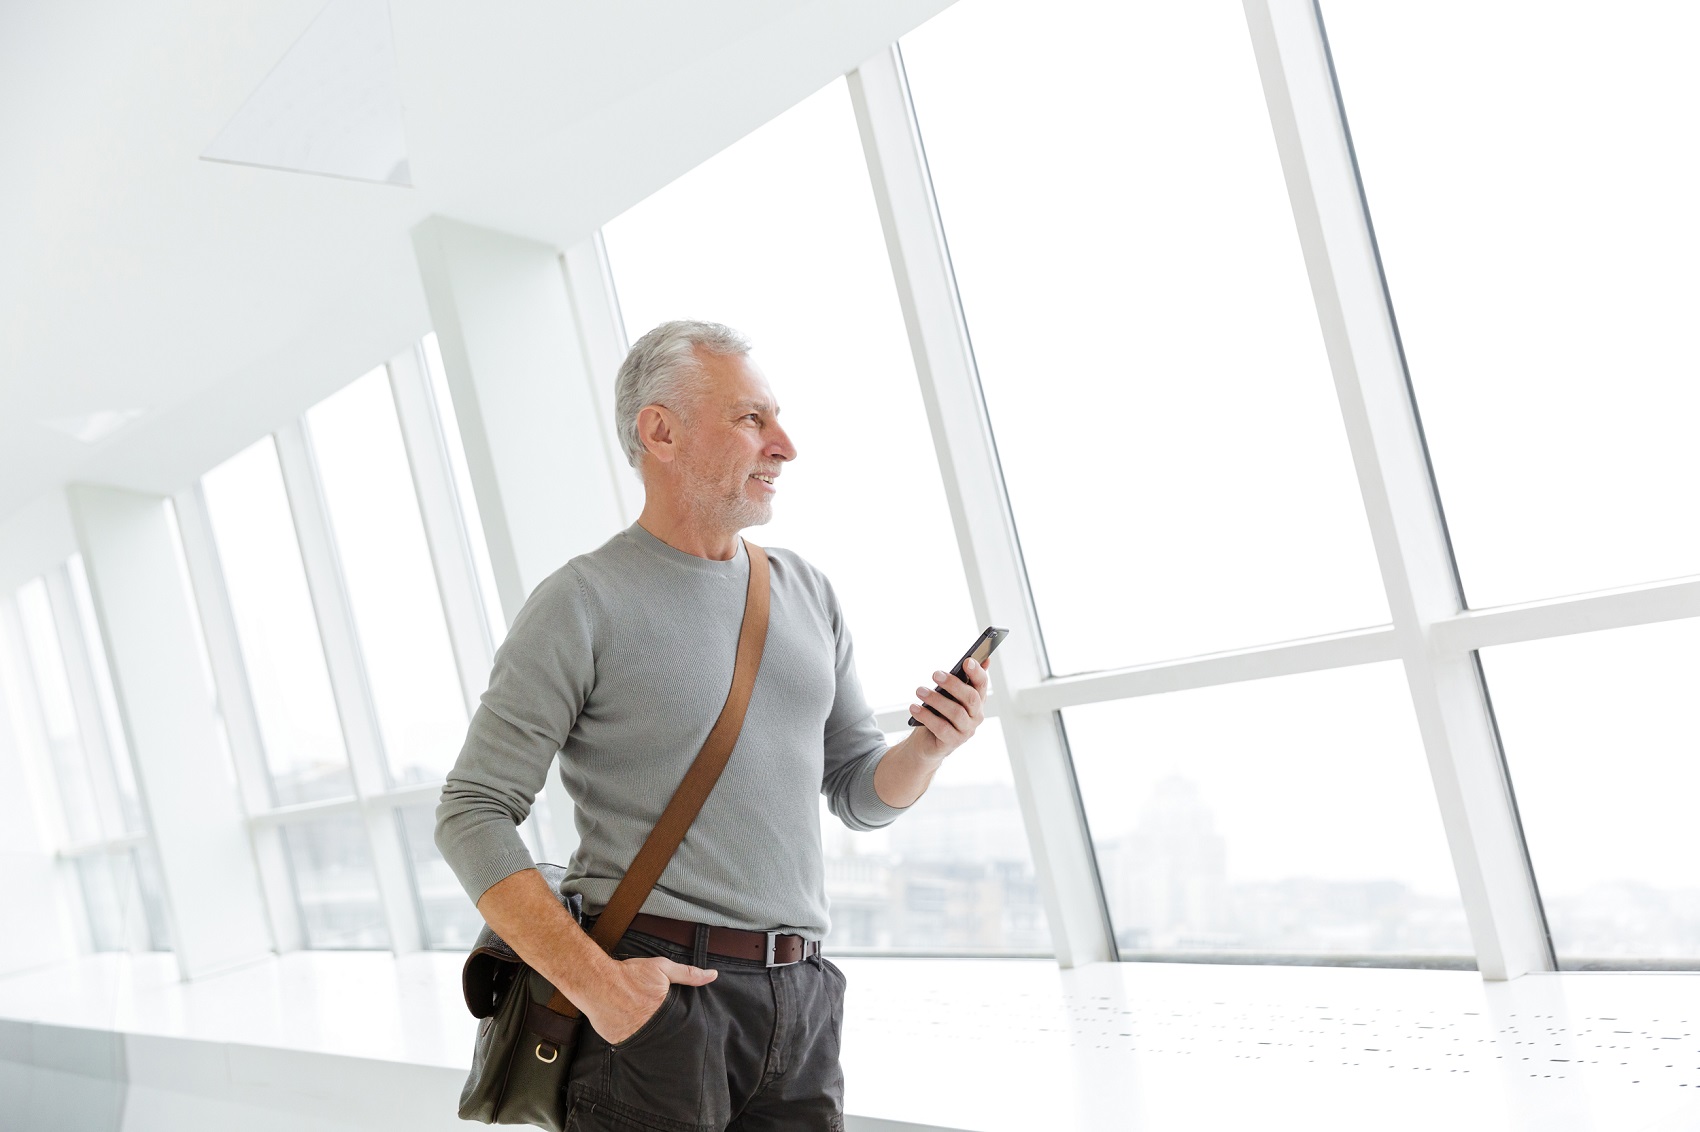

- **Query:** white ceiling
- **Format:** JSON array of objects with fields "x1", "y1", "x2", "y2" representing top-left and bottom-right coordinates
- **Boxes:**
[{"x1": 0, "y1": 0, "x2": 952, "y2": 527}]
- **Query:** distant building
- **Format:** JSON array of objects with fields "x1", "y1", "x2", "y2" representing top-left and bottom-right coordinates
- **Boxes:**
[
  {"x1": 823, "y1": 781, "x2": 1049, "y2": 952},
  {"x1": 1097, "y1": 776, "x2": 1228, "y2": 951},
  {"x1": 1545, "y1": 881, "x2": 1700, "y2": 965},
  {"x1": 1097, "y1": 776, "x2": 1472, "y2": 958}
]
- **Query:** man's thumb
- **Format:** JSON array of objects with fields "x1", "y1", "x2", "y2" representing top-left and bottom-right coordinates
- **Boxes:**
[{"x1": 664, "y1": 960, "x2": 718, "y2": 985}]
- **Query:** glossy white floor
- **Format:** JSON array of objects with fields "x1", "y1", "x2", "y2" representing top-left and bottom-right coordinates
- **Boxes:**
[{"x1": 2, "y1": 952, "x2": 1699, "y2": 1132}]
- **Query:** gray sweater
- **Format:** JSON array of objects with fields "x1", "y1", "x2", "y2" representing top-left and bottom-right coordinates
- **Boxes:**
[{"x1": 433, "y1": 522, "x2": 907, "y2": 939}]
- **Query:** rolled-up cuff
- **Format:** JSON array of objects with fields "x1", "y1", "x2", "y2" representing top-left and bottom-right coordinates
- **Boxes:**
[
  {"x1": 435, "y1": 808, "x2": 539, "y2": 905},
  {"x1": 842, "y1": 748, "x2": 910, "y2": 831}
]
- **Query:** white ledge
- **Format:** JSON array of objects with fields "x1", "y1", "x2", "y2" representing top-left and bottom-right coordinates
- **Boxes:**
[{"x1": 7, "y1": 952, "x2": 1700, "y2": 1130}]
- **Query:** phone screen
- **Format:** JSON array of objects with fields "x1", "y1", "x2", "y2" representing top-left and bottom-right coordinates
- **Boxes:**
[{"x1": 907, "y1": 626, "x2": 1010, "y2": 726}]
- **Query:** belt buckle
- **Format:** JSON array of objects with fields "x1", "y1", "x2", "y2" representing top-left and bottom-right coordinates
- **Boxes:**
[{"x1": 763, "y1": 930, "x2": 786, "y2": 968}]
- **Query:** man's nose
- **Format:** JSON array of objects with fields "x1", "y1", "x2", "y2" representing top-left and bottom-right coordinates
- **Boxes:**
[{"x1": 767, "y1": 424, "x2": 796, "y2": 462}]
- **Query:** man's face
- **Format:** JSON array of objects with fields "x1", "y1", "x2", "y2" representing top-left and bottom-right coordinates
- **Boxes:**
[{"x1": 672, "y1": 349, "x2": 796, "y2": 531}]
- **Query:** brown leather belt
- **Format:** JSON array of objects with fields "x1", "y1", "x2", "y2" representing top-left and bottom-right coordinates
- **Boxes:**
[{"x1": 620, "y1": 912, "x2": 820, "y2": 967}]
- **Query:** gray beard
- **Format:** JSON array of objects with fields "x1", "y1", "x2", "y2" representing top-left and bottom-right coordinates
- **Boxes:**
[{"x1": 681, "y1": 464, "x2": 772, "y2": 534}]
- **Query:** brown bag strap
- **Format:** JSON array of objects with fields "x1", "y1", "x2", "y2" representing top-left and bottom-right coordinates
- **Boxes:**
[{"x1": 547, "y1": 539, "x2": 770, "y2": 1015}]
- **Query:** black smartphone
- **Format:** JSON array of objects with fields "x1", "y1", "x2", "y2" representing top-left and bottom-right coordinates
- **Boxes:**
[{"x1": 907, "y1": 626, "x2": 1010, "y2": 726}]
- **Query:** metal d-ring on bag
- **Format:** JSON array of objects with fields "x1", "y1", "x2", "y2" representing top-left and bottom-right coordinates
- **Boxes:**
[{"x1": 456, "y1": 540, "x2": 771, "y2": 1131}]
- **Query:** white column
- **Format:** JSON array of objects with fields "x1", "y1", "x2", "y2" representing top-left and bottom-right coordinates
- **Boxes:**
[
  {"x1": 387, "y1": 343, "x2": 553, "y2": 864},
  {"x1": 412, "y1": 217, "x2": 630, "y2": 864},
  {"x1": 1241, "y1": 0, "x2": 1552, "y2": 978},
  {"x1": 849, "y1": 48, "x2": 1117, "y2": 967},
  {"x1": 65, "y1": 485, "x2": 274, "y2": 979},
  {"x1": 411, "y1": 217, "x2": 630, "y2": 619},
  {"x1": 388, "y1": 344, "x2": 496, "y2": 711}
]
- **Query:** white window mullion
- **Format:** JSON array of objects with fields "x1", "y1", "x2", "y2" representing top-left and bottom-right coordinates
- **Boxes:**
[
  {"x1": 848, "y1": 45, "x2": 1116, "y2": 968},
  {"x1": 0, "y1": 599, "x2": 69, "y2": 846},
  {"x1": 171, "y1": 484, "x2": 301, "y2": 952},
  {"x1": 40, "y1": 567, "x2": 128, "y2": 845},
  {"x1": 1431, "y1": 574, "x2": 1700, "y2": 657},
  {"x1": 387, "y1": 344, "x2": 496, "y2": 713},
  {"x1": 273, "y1": 420, "x2": 423, "y2": 953},
  {"x1": 41, "y1": 566, "x2": 156, "y2": 953},
  {"x1": 1017, "y1": 626, "x2": 1399, "y2": 716},
  {"x1": 562, "y1": 233, "x2": 644, "y2": 525},
  {"x1": 388, "y1": 341, "x2": 557, "y2": 871},
  {"x1": 1241, "y1": 0, "x2": 1552, "y2": 978}
]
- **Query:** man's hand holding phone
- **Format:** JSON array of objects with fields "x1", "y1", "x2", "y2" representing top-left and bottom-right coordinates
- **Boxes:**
[
  {"x1": 904, "y1": 626, "x2": 1006, "y2": 758},
  {"x1": 873, "y1": 627, "x2": 1007, "y2": 809},
  {"x1": 905, "y1": 654, "x2": 993, "y2": 760}
]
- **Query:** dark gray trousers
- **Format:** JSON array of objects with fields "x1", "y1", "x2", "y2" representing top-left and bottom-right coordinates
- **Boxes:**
[{"x1": 565, "y1": 928, "x2": 847, "y2": 1131}]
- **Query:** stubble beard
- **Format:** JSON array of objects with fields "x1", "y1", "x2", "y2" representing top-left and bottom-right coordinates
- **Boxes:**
[{"x1": 680, "y1": 458, "x2": 772, "y2": 534}]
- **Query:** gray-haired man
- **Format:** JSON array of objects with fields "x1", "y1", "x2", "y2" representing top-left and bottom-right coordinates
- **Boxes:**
[{"x1": 435, "y1": 320, "x2": 991, "y2": 1130}]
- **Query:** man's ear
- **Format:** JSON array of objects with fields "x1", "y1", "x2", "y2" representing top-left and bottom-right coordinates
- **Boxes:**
[{"x1": 636, "y1": 404, "x2": 677, "y2": 465}]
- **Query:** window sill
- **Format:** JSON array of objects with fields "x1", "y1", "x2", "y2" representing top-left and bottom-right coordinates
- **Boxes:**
[{"x1": 3, "y1": 951, "x2": 1699, "y2": 1131}]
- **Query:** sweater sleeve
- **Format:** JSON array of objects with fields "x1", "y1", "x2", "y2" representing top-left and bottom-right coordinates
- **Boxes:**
[
  {"x1": 434, "y1": 564, "x2": 597, "y2": 903},
  {"x1": 817, "y1": 573, "x2": 910, "y2": 832}
]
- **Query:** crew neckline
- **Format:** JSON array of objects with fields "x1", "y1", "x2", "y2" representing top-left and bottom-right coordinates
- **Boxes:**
[{"x1": 624, "y1": 522, "x2": 748, "y2": 576}]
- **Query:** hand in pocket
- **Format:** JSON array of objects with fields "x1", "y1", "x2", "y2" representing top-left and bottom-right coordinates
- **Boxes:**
[{"x1": 581, "y1": 955, "x2": 715, "y2": 1044}]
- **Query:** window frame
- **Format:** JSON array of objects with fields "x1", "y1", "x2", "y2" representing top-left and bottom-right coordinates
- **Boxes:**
[
  {"x1": 1, "y1": 567, "x2": 173, "y2": 953},
  {"x1": 842, "y1": 20, "x2": 1700, "y2": 977},
  {"x1": 171, "y1": 344, "x2": 550, "y2": 953}
]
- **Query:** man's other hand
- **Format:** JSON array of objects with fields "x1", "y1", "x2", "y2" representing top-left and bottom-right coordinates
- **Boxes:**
[{"x1": 582, "y1": 955, "x2": 717, "y2": 1044}]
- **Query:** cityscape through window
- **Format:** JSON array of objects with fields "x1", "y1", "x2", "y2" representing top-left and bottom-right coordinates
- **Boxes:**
[{"x1": 1068, "y1": 664, "x2": 1471, "y2": 962}]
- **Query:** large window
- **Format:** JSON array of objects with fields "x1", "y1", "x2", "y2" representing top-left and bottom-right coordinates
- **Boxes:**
[
  {"x1": 7, "y1": 568, "x2": 171, "y2": 952},
  {"x1": 202, "y1": 436, "x2": 355, "y2": 806},
  {"x1": 1481, "y1": 620, "x2": 1700, "y2": 969},
  {"x1": 1068, "y1": 663, "x2": 1470, "y2": 962},
  {"x1": 306, "y1": 366, "x2": 468, "y2": 786},
  {"x1": 200, "y1": 436, "x2": 393, "y2": 948},
  {"x1": 1321, "y1": 0, "x2": 1700, "y2": 607},
  {"x1": 602, "y1": 77, "x2": 1049, "y2": 955},
  {"x1": 14, "y1": 578, "x2": 101, "y2": 843},
  {"x1": 900, "y1": 0, "x2": 1388, "y2": 676},
  {"x1": 279, "y1": 812, "x2": 391, "y2": 950},
  {"x1": 398, "y1": 799, "x2": 484, "y2": 950},
  {"x1": 602, "y1": 79, "x2": 975, "y2": 713},
  {"x1": 822, "y1": 721, "x2": 1048, "y2": 954},
  {"x1": 188, "y1": 344, "x2": 529, "y2": 953},
  {"x1": 25, "y1": 3, "x2": 1695, "y2": 979}
]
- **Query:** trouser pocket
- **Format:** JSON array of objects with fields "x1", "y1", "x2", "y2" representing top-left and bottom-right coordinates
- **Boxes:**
[
  {"x1": 570, "y1": 934, "x2": 712, "y2": 1127},
  {"x1": 565, "y1": 1087, "x2": 710, "y2": 1132}
]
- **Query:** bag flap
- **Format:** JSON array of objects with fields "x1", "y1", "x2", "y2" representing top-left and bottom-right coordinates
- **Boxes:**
[{"x1": 460, "y1": 863, "x2": 581, "y2": 1018}]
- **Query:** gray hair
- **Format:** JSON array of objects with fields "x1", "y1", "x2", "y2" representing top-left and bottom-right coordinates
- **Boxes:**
[{"x1": 613, "y1": 319, "x2": 751, "y2": 468}]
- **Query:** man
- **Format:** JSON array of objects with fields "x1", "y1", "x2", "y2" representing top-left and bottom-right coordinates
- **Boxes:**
[{"x1": 435, "y1": 319, "x2": 990, "y2": 1130}]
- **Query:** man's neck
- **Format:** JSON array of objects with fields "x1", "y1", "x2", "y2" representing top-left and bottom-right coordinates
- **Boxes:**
[{"x1": 635, "y1": 500, "x2": 741, "y2": 561}]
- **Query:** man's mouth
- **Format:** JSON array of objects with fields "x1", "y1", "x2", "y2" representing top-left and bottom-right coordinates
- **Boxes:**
[{"x1": 750, "y1": 472, "x2": 778, "y2": 491}]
